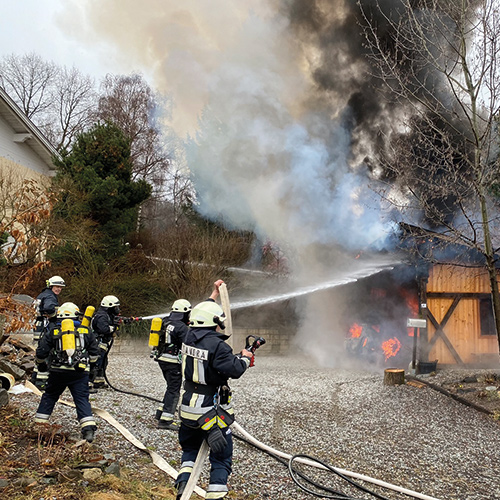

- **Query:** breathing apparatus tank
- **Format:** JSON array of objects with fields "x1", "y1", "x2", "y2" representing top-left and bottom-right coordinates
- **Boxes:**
[
  {"x1": 61, "y1": 318, "x2": 76, "y2": 363},
  {"x1": 149, "y1": 317, "x2": 162, "y2": 348},
  {"x1": 81, "y1": 305, "x2": 95, "y2": 328}
]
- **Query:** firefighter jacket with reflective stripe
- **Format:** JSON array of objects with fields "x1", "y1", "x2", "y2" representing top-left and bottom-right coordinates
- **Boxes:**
[
  {"x1": 36, "y1": 321, "x2": 100, "y2": 373},
  {"x1": 157, "y1": 312, "x2": 189, "y2": 364},
  {"x1": 91, "y1": 306, "x2": 116, "y2": 343},
  {"x1": 180, "y1": 326, "x2": 251, "y2": 426},
  {"x1": 35, "y1": 288, "x2": 59, "y2": 320}
]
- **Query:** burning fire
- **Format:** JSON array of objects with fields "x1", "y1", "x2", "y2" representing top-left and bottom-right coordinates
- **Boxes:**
[
  {"x1": 381, "y1": 337, "x2": 402, "y2": 361},
  {"x1": 349, "y1": 323, "x2": 363, "y2": 338}
]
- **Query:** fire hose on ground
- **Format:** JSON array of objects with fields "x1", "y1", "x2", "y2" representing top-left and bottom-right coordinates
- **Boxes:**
[
  {"x1": 25, "y1": 376, "x2": 443, "y2": 500},
  {"x1": 74, "y1": 289, "x2": 443, "y2": 499}
]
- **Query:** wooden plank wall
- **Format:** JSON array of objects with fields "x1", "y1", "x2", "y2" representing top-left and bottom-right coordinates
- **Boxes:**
[{"x1": 427, "y1": 264, "x2": 499, "y2": 364}]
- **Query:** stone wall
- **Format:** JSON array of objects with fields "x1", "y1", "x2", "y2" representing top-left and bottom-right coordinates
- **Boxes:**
[{"x1": 112, "y1": 327, "x2": 291, "y2": 355}]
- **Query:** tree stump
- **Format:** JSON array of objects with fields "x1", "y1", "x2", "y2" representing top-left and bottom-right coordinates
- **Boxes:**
[{"x1": 384, "y1": 368, "x2": 405, "y2": 386}]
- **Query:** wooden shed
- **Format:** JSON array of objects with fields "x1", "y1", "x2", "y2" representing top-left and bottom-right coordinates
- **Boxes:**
[{"x1": 420, "y1": 263, "x2": 500, "y2": 366}]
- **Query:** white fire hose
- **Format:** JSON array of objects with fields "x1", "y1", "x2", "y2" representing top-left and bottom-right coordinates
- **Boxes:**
[
  {"x1": 24, "y1": 379, "x2": 441, "y2": 500},
  {"x1": 23, "y1": 280, "x2": 442, "y2": 500},
  {"x1": 232, "y1": 421, "x2": 441, "y2": 500}
]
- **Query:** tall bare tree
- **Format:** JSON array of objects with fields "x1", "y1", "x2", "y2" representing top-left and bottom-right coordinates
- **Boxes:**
[
  {"x1": 96, "y1": 74, "x2": 171, "y2": 184},
  {"x1": 44, "y1": 67, "x2": 97, "y2": 151},
  {"x1": 0, "y1": 53, "x2": 97, "y2": 150},
  {"x1": 0, "y1": 53, "x2": 57, "y2": 119},
  {"x1": 359, "y1": 0, "x2": 500, "y2": 348}
]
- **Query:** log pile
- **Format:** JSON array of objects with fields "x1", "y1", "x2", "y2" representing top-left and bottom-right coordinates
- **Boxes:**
[{"x1": 0, "y1": 334, "x2": 36, "y2": 385}]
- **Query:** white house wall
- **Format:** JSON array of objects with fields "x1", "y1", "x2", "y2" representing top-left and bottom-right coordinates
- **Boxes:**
[{"x1": 0, "y1": 114, "x2": 54, "y2": 179}]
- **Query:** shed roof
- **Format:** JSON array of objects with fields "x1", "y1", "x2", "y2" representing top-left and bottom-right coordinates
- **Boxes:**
[{"x1": 0, "y1": 86, "x2": 60, "y2": 171}]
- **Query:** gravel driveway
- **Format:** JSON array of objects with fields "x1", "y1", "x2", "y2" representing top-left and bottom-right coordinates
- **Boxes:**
[{"x1": 16, "y1": 347, "x2": 500, "y2": 500}]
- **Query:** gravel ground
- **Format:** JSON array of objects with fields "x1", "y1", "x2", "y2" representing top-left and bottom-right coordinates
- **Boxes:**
[{"x1": 14, "y1": 347, "x2": 500, "y2": 500}]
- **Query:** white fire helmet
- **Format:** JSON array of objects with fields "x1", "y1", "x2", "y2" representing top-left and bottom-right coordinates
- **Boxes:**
[
  {"x1": 172, "y1": 299, "x2": 191, "y2": 313},
  {"x1": 57, "y1": 302, "x2": 80, "y2": 319},
  {"x1": 101, "y1": 295, "x2": 120, "y2": 308},
  {"x1": 47, "y1": 276, "x2": 65, "y2": 288},
  {"x1": 189, "y1": 301, "x2": 226, "y2": 328}
]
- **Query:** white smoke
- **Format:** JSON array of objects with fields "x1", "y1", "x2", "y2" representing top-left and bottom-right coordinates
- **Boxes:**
[
  {"x1": 64, "y1": 1, "x2": 395, "y2": 261},
  {"x1": 63, "y1": 0, "x2": 403, "y2": 366}
]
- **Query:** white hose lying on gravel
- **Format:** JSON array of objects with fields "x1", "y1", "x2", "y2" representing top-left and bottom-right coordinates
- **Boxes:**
[
  {"x1": 25, "y1": 381, "x2": 207, "y2": 498},
  {"x1": 25, "y1": 379, "x2": 443, "y2": 500},
  {"x1": 232, "y1": 421, "x2": 442, "y2": 500}
]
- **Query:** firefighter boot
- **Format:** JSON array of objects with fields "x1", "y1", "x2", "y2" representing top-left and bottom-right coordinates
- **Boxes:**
[
  {"x1": 176, "y1": 481, "x2": 187, "y2": 500},
  {"x1": 82, "y1": 429, "x2": 95, "y2": 443},
  {"x1": 157, "y1": 419, "x2": 179, "y2": 431}
]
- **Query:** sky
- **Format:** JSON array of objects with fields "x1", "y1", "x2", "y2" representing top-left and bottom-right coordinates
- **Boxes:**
[{"x1": 0, "y1": 0, "x2": 149, "y2": 81}]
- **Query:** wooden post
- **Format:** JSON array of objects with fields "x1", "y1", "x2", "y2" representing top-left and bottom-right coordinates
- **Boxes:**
[
  {"x1": 384, "y1": 368, "x2": 405, "y2": 386},
  {"x1": 411, "y1": 327, "x2": 418, "y2": 371}
]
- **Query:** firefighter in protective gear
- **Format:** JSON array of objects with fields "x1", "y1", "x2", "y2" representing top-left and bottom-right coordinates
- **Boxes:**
[
  {"x1": 34, "y1": 302, "x2": 99, "y2": 443},
  {"x1": 31, "y1": 276, "x2": 66, "y2": 389},
  {"x1": 175, "y1": 280, "x2": 253, "y2": 500},
  {"x1": 151, "y1": 299, "x2": 191, "y2": 430},
  {"x1": 90, "y1": 295, "x2": 120, "y2": 390},
  {"x1": 33, "y1": 275, "x2": 65, "y2": 344}
]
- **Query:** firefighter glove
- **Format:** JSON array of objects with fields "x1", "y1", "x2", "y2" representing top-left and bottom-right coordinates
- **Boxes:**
[{"x1": 207, "y1": 426, "x2": 227, "y2": 454}]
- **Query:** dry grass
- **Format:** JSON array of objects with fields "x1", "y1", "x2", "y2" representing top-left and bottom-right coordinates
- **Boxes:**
[{"x1": 0, "y1": 403, "x2": 177, "y2": 500}]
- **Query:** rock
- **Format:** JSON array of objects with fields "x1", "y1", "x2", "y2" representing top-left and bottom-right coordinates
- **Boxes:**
[
  {"x1": 12, "y1": 477, "x2": 37, "y2": 487},
  {"x1": 462, "y1": 376, "x2": 478, "y2": 383},
  {"x1": 105, "y1": 462, "x2": 121, "y2": 477},
  {"x1": 77, "y1": 460, "x2": 108, "y2": 468},
  {"x1": 457, "y1": 387, "x2": 476, "y2": 393},
  {"x1": 83, "y1": 468, "x2": 102, "y2": 480},
  {"x1": 0, "y1": 344, "x2": 14, "y2": 354},
  {"x1": 0, "y1": 388, "x2": 9, "y2": 408},
  {"x1": 57, "y1": 469, "x2": 84, "y2": 483},
  {"x1": 0, "y1": 478, "x2": 8, "y2": 488},
  {"x1": 40, "y1": 476, "x2": 57, "y2": 484},
  {"x1": 19, "y1": 360, "x2": 35, "y2": 372},
  {"x1": 7, "y1": 337, "x2": 34, "y2": 352},
  {"x1": 0, "y1": 359, "x2": 25, "y2": 380}
]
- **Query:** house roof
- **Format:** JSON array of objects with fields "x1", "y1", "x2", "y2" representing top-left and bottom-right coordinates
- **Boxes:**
[
  {"x1": 397, "y1": 222, "x2": 500, "y2": 267},
  {"x1": 0, "y1": 86, "x2": 60, "y2": 171}
]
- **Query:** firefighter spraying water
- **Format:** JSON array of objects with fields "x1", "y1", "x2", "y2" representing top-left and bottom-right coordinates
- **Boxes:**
[
  {"x1": 90, "y1": 295, "x2": 142, "y2": 391},
  {"x1": 149, "y1": 299, "x2": 192, "y2": 430}
]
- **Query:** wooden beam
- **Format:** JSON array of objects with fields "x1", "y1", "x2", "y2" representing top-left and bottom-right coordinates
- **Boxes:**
[
  {"x1": 427, "y1": 292, "x2": 491, "y2": 299},
  {"x1": 426, "y1": 299, "x2": 464, "y2": 364}
]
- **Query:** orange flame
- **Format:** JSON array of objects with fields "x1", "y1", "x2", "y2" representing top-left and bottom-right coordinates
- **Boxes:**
[
  {"x1": 381, "y1": 337, "x2": 402, "y2": 361},
  {"x1": 349, "y1": 323, "x2": 363, "y2": 338},
  {"x1": 399, "y1": 288, "x2": 419, "y2": 316}
]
